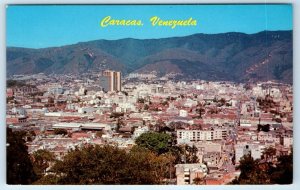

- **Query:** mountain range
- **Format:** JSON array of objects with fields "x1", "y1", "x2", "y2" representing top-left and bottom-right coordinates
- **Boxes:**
[{"x1": 7, "y1": 30, "x2": 293, "y2": 83}]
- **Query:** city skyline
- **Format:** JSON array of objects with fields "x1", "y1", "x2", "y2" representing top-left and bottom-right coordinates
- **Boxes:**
[{"x1": 6, "y1": 72, "x2": 293, "y2": 185}]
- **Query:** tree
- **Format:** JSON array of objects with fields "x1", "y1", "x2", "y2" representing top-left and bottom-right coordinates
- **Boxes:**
[
  {"x1": 181, "y1": 144, "x2": 199, "y2": 163},
  {"x1": 137, "y1": 98, "x2": 145, "y2": 104},
  {"x1": 170, "y1": 97, "x2": 176, "y2": 101},
  {"x1": 33, "y1": 174, "x2": 60, "y2": 185},
  {"x1": 54, "y1": 128, "x2": 68, "y2": 136},
  {"x1": 7, "y1": 80, "x2": 26, "y2": 88},
  {"x1": 219, "y1": 98, "x2": 226, "y2": 106},
  {"x1": 153, "y1": 120, "x2": 167, "y2": 132},
  {"x1": 49, "y1": 145, "x2": 129, "y2": 184},
  {"x1": 96, "y1": 130, "x2": 104, "y2": 138},
  {"x1": 37, "y1": 145, "x2": 173, "y2": 184},
  {"x1": 196, "y1": 102, "x2": 205, "y2": 118},
  {"x1": 274, "y1": 118, "x2": 282, "y2": 123},
  {"x1": 32, "y1": 149, "x2": 56, "y2": 179},
  {"x1": 122, "y1": 91, "x2": 128, "y2": 96},
  {"x1": 160, "y1": 126, "x2": 172, "y2": 132},
  {"x1": 110, "y1": 112, "x2": 124, "y2": 118},
  {"x1": 169, "y1": 121, "x2": 187, "y2": 130},
  {"x1": 143, "y1": 104, "x2": 149, "y2": 110},
  {"x1": 233, "y1": 154, "x2": 262, "y2": 184},
  {"x1": 7, "y1": 128, "x2": 36, "y2": 184},
  {"x1": 162, "y1": 101, "x2": 169, "y2": 106},
  {"x1": 262, "y1": 147, "x2": 276, "y2": 162},
  {"x1": 135, "y1": 132, "x2": 172, "y2": 155},
  {"x1": 129, "y1": 146, "x2": 175, "y2": 183},
  {"x1": 29, "y1": 130, "x2": 36, "y2": 137},
  {"x1": 270, "y1": 151, "x2": 293, "y2": 184},
  {"x1": 48, "y1": 97, "x2": 54, "y2": 104},
  {"x1": 238, "y1": 154, "x2": 255, "y2": 172},
  {"x1": 187, "y1": 145, "x2": 199, "y2": 163},
  {"x1": 116, "y1": 118, "x2": 125, "y2": 132},
  {"x1": 24, "y1": 130, "x2": 36, "y2": 142},
  {"x1": 226, "y1": 102, "x2": 232, "y2": 107},
  {"x1": 257, "y1": 124, "x2": 270, "y2": 132},
  {"x1": 7, "y1": 96, "x2": 14, "y2": 103},
  {"x1": 193, "y1": 177, "x2": 205, "y2": 185},
  {"x1": 229, "y1": 150, "x2": 293, "y2": 185}
]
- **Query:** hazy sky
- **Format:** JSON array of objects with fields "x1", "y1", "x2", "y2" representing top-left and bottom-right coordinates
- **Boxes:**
[{"x1": 6, "y1": 4, "x2": 293, "y2": 48}]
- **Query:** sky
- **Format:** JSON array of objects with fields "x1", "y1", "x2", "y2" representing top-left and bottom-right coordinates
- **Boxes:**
[{"x1": 6, "y1": 4, "x2": 293, "y2": 48}]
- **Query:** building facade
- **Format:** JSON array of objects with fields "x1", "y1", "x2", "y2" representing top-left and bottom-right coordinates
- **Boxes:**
[
  {"x1": 177, "y1": 128, "x2": 228, "y2": 144},
  {"x1": 100, "y1": 70, "x2": 121, "y2": 92},
  {"x1": 175, "y1": 164, "x2": 208, "y2": 185}
]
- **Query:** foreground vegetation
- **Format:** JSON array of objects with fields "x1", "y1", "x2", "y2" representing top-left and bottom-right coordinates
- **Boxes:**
[
  {"x1": 229, "y1": 151, "x2": 293, "y2": 184},
  {"x1": 7, "y1": 129, "x2": 292, "y2": 185}
]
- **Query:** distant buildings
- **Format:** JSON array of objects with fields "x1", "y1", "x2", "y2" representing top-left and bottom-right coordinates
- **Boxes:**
[
  {"x1": 127, "y1": 73, "x2": 156, "y2": 79},
  {"x1": 6, "y1": 73, "x2": 293, "y2": 185},
  {"x1": 100, "y1": 70, "x2": 121, "y2": 92}
]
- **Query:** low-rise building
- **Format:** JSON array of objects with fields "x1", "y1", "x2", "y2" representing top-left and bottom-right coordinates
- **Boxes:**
[
  {"x1": 133, "y1": 126, "x2": 149, "y2": 139},
  {"x1": 175, "y1": 164, "x2": 208, "y2": 185}
]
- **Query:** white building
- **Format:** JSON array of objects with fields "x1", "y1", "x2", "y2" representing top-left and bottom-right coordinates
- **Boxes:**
[
  {"x1": 78, "y1": 107, "x2": 96, "y2": 114},
  {"x1": 118, "y1": 102, "x2": 137, "y2": 112},
  {"x1": 235, "y1": 142, "x2": 265, "y2": 165},
  {"x1": 179, "y1": 110, "x2": 188, "y2": 117},
  {"x1": 184, "y1": 99, "x2": 198, "y2": 108},
  {"x1": 45, "y1": 112, "x2": 63, "y2": 117},
  {"x1": 177, "y1": 128, "x2": 228, "y2": 144},
  {"x1": 240, "y1": 119, "x2": 252, "y2": 127},
  {"x1": 282, "y1": 135, "x2": 293, "y2": 148},
  {"x1": 52, "y1": 122, "x2": 82, "y2": 131},
  {"x1": 133, "y1": 126, "x2": 149, "y2": 139}
]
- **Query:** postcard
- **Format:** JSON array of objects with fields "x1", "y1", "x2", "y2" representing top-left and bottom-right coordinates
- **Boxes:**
[{"x1": 6, "y1": 4, "x2": 293, "y2": 185}]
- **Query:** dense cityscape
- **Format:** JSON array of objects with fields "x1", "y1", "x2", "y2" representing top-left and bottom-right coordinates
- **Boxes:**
[{"x1": 6, "y1": 71, "x2": 293, "y2": 185}]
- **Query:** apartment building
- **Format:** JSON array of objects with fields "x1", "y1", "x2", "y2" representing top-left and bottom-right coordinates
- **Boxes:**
[{"x1": 177, "y1": 128, "x2": 228, "y2": 144}]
